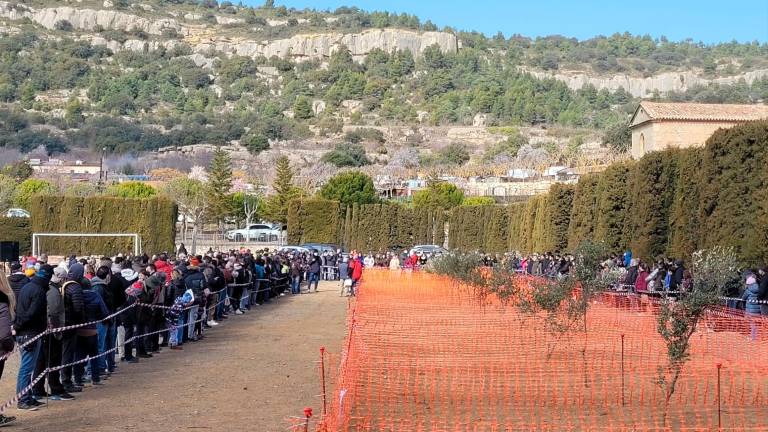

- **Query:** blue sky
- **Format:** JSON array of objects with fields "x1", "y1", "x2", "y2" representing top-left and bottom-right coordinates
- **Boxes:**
[{"x1": 243, "y1": 0, "x2": 768, "y2": 44}]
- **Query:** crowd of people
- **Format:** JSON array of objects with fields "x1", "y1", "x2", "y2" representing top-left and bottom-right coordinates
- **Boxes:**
[
  {"x1": 0, "y1": 246, "x2": 354, "y2": 427},
  {"x1": 465, "y1": 249, "x2": 768, "y2": 318}
]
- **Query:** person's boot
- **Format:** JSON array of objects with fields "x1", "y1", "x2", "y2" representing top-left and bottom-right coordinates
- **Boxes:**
[{"x1": 0, "y1": 414, "x2": 17, "y2": 426}]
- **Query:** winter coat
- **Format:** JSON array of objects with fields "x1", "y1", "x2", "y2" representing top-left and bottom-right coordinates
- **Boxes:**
[
  {"x1": 183, "y1": 268, "x2": 206, "y2": 305},
  {"x1": 635, "y1": 271, "x2": 649, "y2": 292},
  {"x1": 81, "y1": 289, "x2": 109, "y2": 331},
  {"x1": 742, "y1": 283, "x2": 762, "y2": 315},
  {"x1": 351, "y1": 259, "x2": 363, "y2": 281},
  {"x1": 0, "y1": 303, "x2": 13, "y2": 356},
  {"x1": 154, "y1": 260, "x2": 173, "y2": 284},
  {"x1": 61, "y1": 280, "x2": 85, "y2": 326},
  {"x1": 309, "y1": 257, "x2": 321, "y2": 273},
  {"x1": 8, "y1": 272, "x2": 29, "y2": 300},
  {"x1": 90, "y1": 276, "x2": 115, "y2": 313},
  {"x1": 624, "y1": 265, "x2": 639, "y2": 286},
  {"x1": 758, "y1": 276, "x2": 768, "y2": 301},
  {"x1": 670, "y1": 267, "x2": 684, "y2": 291},
  {"x1": 47, "y1": 282, "x2": 65, "y2": 331},
  {"x1": 14, "y1": 276, "x2": 48, "y2": 336},
  {"x1": 338, "y1": 261, "x2": 349, "y2": 280}
]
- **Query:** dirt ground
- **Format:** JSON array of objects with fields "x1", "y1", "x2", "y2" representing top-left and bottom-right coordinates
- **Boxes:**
[{"x1": 0, "y1": 281, "x2": 348, "y2": 432}]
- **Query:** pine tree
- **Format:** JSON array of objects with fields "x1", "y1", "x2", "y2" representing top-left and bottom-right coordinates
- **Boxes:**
[
  {"x1": 293, "y1": 96, "x2": 313, "y2": 119},
  {"x1": 264, "y1": 156, "x2": 301, "y2": 224},
  {"x1": 208, "y1": 148, "x2": 233, "y2": 224}
]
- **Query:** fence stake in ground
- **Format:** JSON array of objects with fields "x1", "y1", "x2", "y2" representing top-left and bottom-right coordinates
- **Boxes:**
[
  {"x1": 303, "y1": 407, "x2": 312, "y2": 432},
  {"x1": 320, "y1": 346, "x2": 327, "y2": 416},
  {"x1": 717, "y1": 363, "x2": 722, "y2": 430},
  {"x1": 621, "y1": 333, "x2": 625, "y2": 406}
]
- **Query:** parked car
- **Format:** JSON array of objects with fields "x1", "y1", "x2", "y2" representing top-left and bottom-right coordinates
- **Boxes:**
[
  {"x1": 4, "y1": 208, "x2": 30, "y2": 218},
  {"x1": 300, "y1": 243, "x2": 343, "y2": 254},
  {"x1": 226, "y1": 223, "x2": 281, "y2": 242},
  {"x1": 278, "y1": 246, "x2": 312, "y2": 255},
  {"x1": 409, "y1": 245, "x2": 447, "y2": 255}
]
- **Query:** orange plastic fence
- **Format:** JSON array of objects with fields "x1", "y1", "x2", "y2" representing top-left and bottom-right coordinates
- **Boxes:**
[{"x1": 318, "y1": 270, "x2": 768, "y2": 431}]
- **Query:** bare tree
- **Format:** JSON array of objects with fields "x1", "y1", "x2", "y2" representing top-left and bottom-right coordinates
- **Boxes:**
[{"x1": 163, "y1": 178, "x2": 209, "y2": 255}]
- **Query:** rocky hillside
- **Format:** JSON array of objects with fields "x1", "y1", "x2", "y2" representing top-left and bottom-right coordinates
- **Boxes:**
[{"x1": 0, "y1": 0, "x2": 766, "y2": 179}]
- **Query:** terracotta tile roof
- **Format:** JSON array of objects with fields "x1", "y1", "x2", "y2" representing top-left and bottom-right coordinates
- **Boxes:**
[{"x1": 639, "y1": 101, "x2": 768, "y2": 122}]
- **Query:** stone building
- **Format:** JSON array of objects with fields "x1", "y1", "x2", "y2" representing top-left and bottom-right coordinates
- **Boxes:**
[{"x1": 628, "y1": 101, "x2": 768, "y2": 159}]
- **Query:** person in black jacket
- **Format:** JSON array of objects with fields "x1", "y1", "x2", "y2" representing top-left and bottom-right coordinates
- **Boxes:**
[
  {"x1": 73, "y1": 280, "x2": 108, "y2": 386},
  {"x1": 757, "y1": 267, "x2": 768, "y2": 316},
  {"x1": 669, "y1": 260, "x2": 685, "y2": 292},
  {"x1": 7, "y1": 262, "x2": 28, "y2": 304},
  {"x1": 60, "y1": 263, "x2": 86, "y2": 394},
  {"x1": 183, "y1": 258, "x2": 206, "y2": 342},
  {"x1": 14, "y1": 265, "x2": 52, "y2": 410}
]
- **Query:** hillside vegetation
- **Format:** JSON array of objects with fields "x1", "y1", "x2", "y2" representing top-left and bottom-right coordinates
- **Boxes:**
[{"x1": 0, "y1": 0, "x2": 766, "y2": 164}]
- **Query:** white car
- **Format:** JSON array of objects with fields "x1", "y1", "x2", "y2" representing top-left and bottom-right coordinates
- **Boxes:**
[
  {"x1": 409, "y1": 245, "x2": 447, "y2": 255},
  {"x1": 5, "y1": 208, "x2": 30, "y2": 218},
  {"x1": 226, "y1": 223, "x2": 281, "y2": 242}
]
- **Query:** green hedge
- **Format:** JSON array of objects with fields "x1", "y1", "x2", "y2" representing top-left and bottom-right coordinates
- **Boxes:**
[
  {"x1": 287, "y1": 198, "x2": 343, "y2": 245},
  {"x1": 287, "y1": 200, "x2": 444, "y2": 251},
  {"x1": 29, "y1": 196, "x2": 177, "y2": 256},
  {"x1": 0, "y1": 217, "x2": 32, "y2": 255},
  {"x1": 287, "y1": 120, "x2": 768, "y2": 264}
]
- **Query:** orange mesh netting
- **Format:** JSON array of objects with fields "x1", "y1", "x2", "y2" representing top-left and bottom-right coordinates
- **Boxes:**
[{"x1": 318, "y1": 270, "x2": 768, "y2": 431}]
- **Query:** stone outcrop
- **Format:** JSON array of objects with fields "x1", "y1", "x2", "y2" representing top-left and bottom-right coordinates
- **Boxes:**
[
  {"x1": 0, "y1": 2, "x2": 183, "y2": 35},
  {"x1": 192, "y1": 28, "x2": 458, "y2": 61},
  {"x1": 523, "y1": 67, "x2": 768, "y2": 98}
]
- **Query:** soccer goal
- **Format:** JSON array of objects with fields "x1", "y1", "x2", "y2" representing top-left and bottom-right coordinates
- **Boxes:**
[{"x1": 32, "y1": 233, "x2": 142, "y2": 257}]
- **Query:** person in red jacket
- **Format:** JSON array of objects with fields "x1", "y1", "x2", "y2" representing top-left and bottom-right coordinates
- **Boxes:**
[
  {"x1": 349, "y1": 251, "x2": 363, "y2": 296},
  {"x1": 153, "y1": 254, "x2": 173, "y2": 284}
]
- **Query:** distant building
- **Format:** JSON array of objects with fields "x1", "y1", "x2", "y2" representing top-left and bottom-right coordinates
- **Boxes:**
[
  {"x1": 629, "y1": 101, "x2": 768, "y2": 159},
  {"x1": 30, "y1": 159, "x2": 101, "y2": 177}
]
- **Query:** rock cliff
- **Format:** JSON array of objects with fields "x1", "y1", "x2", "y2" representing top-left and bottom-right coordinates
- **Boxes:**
[
  {"x1": 0, "y1": 2, "x2": 183, "y2": 35},
  {"x1": 192, "y1": 29, "x2": 458, "y2": 61},
  {"x1": 523, "y1": 67, "x2": 768, "y2": 98},
  {"x1": 0, "y1": 2, "x2": 458, "y2": 60}
]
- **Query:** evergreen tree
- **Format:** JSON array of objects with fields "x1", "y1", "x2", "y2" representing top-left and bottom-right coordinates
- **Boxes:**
[
  {"x1": 319, "y1": 171, "x2": 378, "y2": 206},
  {"x1": 264, "y1": 156, "x2": 301, "y2": 224},
  {"x1": 293, "y1": 96, "x2": 313, "y2": 119},
  {"x1": 208, "y1": 148, "x2": 233, "y2": 224},
  {"x1": 593, "y1": 163, "x2": 630, "y2": 252}
]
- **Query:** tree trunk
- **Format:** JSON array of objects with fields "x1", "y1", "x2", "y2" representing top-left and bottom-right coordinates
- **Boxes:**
[{"x1": 191, "y1": 223, "x2": 198, "y2": 256}]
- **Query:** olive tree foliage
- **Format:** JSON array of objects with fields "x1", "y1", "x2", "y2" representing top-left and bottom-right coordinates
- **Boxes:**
[
  {"x1": 655, "y1": 246, "x2": 738, "y2": 426},
  {"x1": 518, "y1": 240, "x2": 611, "y2": 365}
]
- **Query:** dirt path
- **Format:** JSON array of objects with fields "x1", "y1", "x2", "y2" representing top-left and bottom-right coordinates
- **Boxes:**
[{"x1": 0, "y1": 281, "x2": 348, "y2": 432}]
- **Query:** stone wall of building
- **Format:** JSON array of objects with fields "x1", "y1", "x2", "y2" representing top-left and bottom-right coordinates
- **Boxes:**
[{"x1": 632, "y1": 121, "x2": 741, "y2": 158}]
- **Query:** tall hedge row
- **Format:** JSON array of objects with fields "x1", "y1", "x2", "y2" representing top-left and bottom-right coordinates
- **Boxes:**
[
  {"x1": 30, "y1": 196, "x2": 177, "y2": 256},
  {"x1": 288, "y1": 121, "x2": 768, "y2": 264},
  {"x1": 0, "y1": 217, "x2": 32, "y2": 255},
  {"x1": 287, "y1": 198, "x2": 343, "y2": 245},
  {"x1": 287, "y1": 199, "x2": 445, "y2": 251}
]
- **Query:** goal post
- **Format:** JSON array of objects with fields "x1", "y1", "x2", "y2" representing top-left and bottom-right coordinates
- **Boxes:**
[{"x1": 32, "y1": 233, "x2": 142, "y2": 257}]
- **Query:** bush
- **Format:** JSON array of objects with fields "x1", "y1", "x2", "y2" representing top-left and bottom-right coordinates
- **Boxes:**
[
  {"x1": 321, "y1": 143, "x2": 371, "y2": 167},
  {"x1": 106, "y1": 182, "x2": 157, "y2": 198}
]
